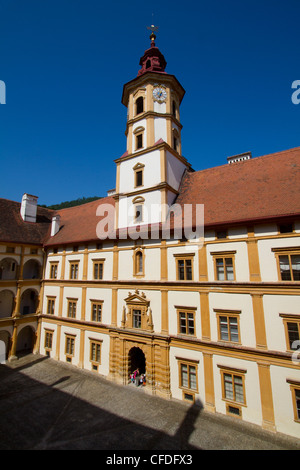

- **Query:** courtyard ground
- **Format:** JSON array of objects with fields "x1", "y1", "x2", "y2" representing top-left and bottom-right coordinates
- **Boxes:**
[{"x1": 0, "y1": 353, "x2": 299, "y2": 451}]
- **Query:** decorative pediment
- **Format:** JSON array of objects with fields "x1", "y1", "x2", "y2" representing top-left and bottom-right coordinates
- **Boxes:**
[
  {"x1": 132, "y1": 162, "x2": 145, "y2": 170},
  {"x1": 133, "y1": 126, "x2": 145, "y2": 135},
  {"x1": 124, "y1": 289, "x2": 149, "y2": 307}
]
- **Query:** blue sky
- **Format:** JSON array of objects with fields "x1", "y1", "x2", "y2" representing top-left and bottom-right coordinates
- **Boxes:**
[{"x1": 0, "y1": 0, "x2": 299, "y2": 206}]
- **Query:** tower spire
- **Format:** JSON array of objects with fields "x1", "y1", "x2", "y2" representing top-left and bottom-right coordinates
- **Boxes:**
[
  {"x1": 137, "y1": 25, "x2": 166, "y2": 76},
  {"x1": 146, "y1": 24, "x2": 159, "y2": 47}
]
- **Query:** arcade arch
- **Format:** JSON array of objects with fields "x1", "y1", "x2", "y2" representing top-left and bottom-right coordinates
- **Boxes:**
[
  {"x1": 0, "y1": 257, "x2": 18, "y2": 280},
  {"x1": 0, "y1": 289, "x2": 15, "y2": 318},
  {"x1": 20, "y1": 288, "x2": 39, "y2": 316}
]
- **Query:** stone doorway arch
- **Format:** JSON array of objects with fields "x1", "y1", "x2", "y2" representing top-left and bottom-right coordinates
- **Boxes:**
[{"x1": 128, "y1": 346, "x2": 146, "y2": 376}]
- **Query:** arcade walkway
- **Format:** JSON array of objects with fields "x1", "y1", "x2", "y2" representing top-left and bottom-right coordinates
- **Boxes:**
[{"x1": 0, "y1": 354, "x2": 299, "y2": 450}]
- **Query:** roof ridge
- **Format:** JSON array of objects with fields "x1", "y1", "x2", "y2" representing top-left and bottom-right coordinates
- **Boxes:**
[
  {"x1": 189, "y1": 145, "x2": 300, "y2": 177},
  {"x1": 0, "y1": 197, "x2": 20, "y2": 205}
]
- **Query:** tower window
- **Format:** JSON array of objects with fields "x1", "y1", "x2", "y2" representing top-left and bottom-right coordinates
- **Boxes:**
[
  {"x1": 172, "y1": 100, "x2": 177, "y2": 117},
  {"x1": 135, "y1": 205, "x2": 143, "y2": 223},
  {"x1": 172, "y1": 128, "x2": 180, "y2": 153},
  {"x1": 136, "y1": 97, "x2": 144, "y2": 115},
  {"x1": 136, "y1": 134, "x2": 143, "y2": 150},
  {"x1": 132, "y1": 196, "x2": 145, "y2": 224},
  {"x1": 146, "y1": 59, "x2": 151, "y2": 69},
  {"x1": 133, "y1": 163, "x2": 145, "y2": 188},
  {"x1": 135, "y1": 170, "x2": 143, "y2": 187}
]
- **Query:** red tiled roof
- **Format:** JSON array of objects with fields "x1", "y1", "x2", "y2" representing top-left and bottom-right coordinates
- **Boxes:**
[
  {"x1": 0, "y1": 199, "x2": 53, "y2": 245},
  {"x1": 174, "y1": 146, "x2": 300, "y2": 228},
  {"x1": 1, "y1": 147, "x2": 299, "y2": 247},
  {"x1": 44, "y1": 196, "x2": 116, "y2": 246}
]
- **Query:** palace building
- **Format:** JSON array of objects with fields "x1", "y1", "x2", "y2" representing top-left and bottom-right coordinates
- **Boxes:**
[{"x1": 0, "y1": 30, "x2": 300, "y2": 439}]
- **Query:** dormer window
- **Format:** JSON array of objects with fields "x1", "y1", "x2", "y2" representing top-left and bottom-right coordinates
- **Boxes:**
[{"x1": 136, "y1": 96, "x2": 144, "y2": 115}]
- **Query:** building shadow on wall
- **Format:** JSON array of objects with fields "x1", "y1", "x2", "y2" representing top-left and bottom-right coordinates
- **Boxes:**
[{"x1": 0, "y1": 355, "x2": 203, "y2": 451}]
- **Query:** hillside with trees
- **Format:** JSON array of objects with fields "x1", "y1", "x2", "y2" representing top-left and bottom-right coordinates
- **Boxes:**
[{"x1": 39, "y1": 196, "x2": 102, "y2": 210}]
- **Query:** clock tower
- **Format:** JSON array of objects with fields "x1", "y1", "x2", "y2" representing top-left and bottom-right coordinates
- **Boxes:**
[{"x1": 114, "y1": 29, "x2": 192, "y2": 230}]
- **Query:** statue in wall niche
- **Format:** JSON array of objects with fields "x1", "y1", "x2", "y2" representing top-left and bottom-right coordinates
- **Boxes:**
[
  {"x1": 147, "y1": 308, "x2": 154, "y2": 332},
  {"x1": 121, "y1": 306, "x2": 126, "y2": 328}
]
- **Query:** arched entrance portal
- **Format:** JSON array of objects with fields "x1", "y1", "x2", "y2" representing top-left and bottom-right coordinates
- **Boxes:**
[{"x1": 128, "y1": 347, "x2": 146, "y2": 376}]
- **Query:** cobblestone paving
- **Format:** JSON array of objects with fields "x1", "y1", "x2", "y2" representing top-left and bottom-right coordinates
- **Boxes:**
[{"x1": 0, "y1": 354, "x2": 299, "y2": 451}]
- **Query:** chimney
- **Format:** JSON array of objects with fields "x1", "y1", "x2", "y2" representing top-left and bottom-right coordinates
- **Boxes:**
[
  {"x1": 51, "y1": 215, "x2": 61, "y2": 236},
  {"x1": 227, "y1": 151, "x2": 252, "y2": 164},
  {"x1": 20, "y1": 193, "x2": 38, "y2": 222},
  {"x1": 107, "y1": 188, "x2": 116, "y2": 196}
]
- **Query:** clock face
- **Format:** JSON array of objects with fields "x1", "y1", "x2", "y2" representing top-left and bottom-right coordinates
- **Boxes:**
[{"x1": 153, "y1": 86, "x2": 167, "y2": 103}]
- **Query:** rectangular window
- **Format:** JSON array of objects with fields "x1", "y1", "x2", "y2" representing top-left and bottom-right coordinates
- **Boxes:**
[
  {"x1": 6, "y1": 246, "x2": 15, "y2": 253},
  {"x1": 135, "y1": 170, "x2": 143, "y2": 187},
  {"x1": 93, "y1": 261, "x2": 104, "y2": 280},
  {"x1": 294, "y1": 389, "x2": 300, "y2": 421},
  {"x1": 216, "y1": 230, "x2": 227, "y2": 239},
  {"x1": 278, "y1": 254, "x2": 300, "y2": 281},
  {"x1": 174, "y1": 254, "x2": 194, "y2": 281},
  {"x1": 133, "y1": 309, "x2": 142, "y2": 328},
  {"x1": 223, "y1": 373, "x2": 244, "y2": 403},
  {"x1": 67, "y1": 299, "x2": 77, "y2": 319},
  {"x1": 44, "y1": 330, "x2": 53, "y2": 350},
  {"x1": 219, "y1": 366, "x2": 246, "y2": 415},
  {"x1": 90, "y1": 340, "x2": 102, "y2": 364},
  {"x1": 50, "y1": 262, "x2": 58, "y2": 279},
  {"x1": 280, "y1": 314, "x2": 300, "y2": 351},
  {"x1": 47, "y1": 297, "x2": 55, "y2": 315},
  {"x1": 287, "y1": 322, "x2": 300, "y2": 349},
  {"x1": 70, "y1": 262, "x2": 79, "y2": 279},
  {"x1": 279, "y1": 224, "x2": 293, "y2": 234},
  {"x1": 178, "y1": 309, "x2": 195, "y2": 336},
  {"x1": 136, "y1": 134, "x2": 143, "y2": 150},
  {"x1": 212, "y1": 252, "x2": 236, "y2": 281},
  {"x1": 65, "y1": 335, "x2": 75, "y2": 356},
  {"x1": 287, "y1": 380, "x2": 300, "y2": 422},
  {"x1": 216, "y1": 312, "x2": 240, "y2": 343},
  {"x1": 216, "y1": 257, "x2": 234, "y2": 280},
  {"x1": 179, "y1": 362, "x2": 198, "y2": 391},
  {"x1": 272, "y1": 248, "x2": 300, "y2": 281},
  {"x1": 91, "y1": 301, "x2": 102, "y2": 322}
]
